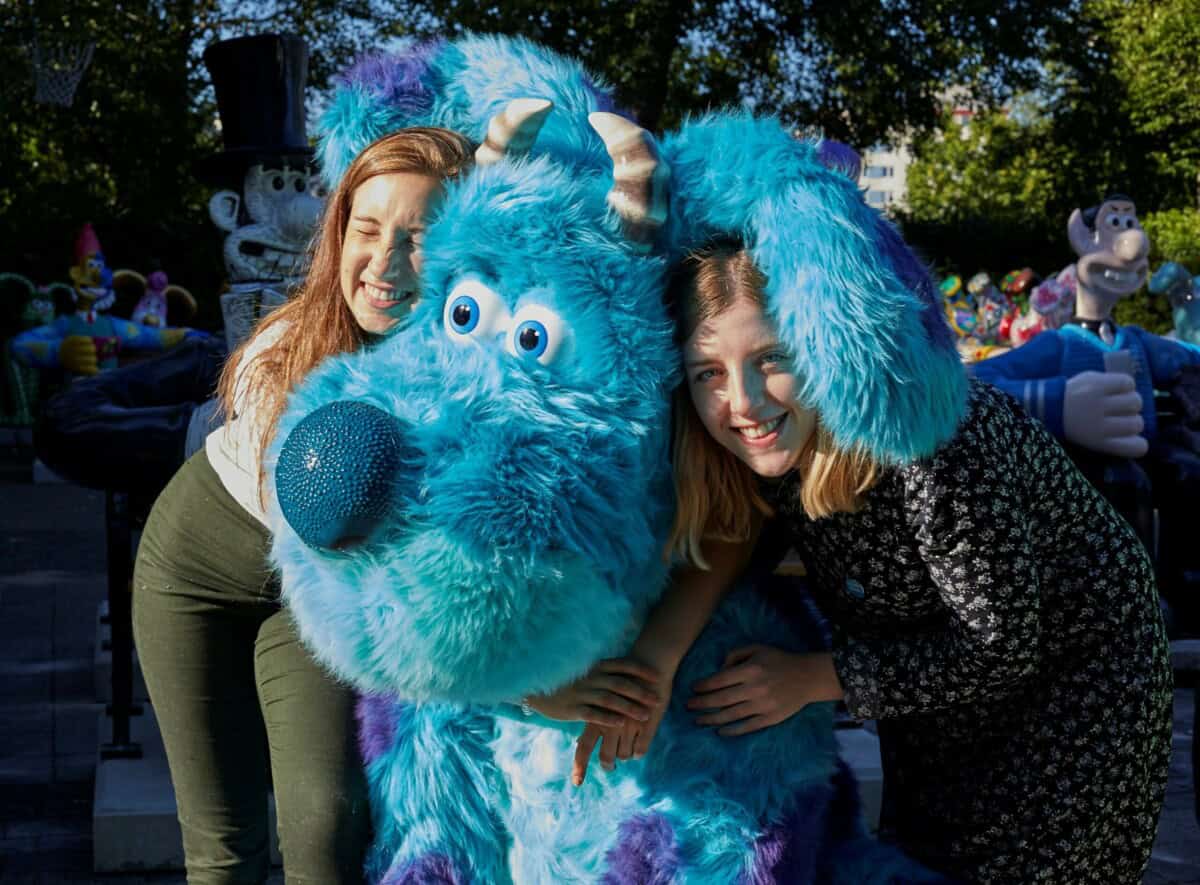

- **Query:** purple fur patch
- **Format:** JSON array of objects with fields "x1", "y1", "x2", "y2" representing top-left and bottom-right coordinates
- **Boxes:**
[
  {"x1": 380, "y1": 853, "x2": 462, "y2": 885},
  {"x1": 817, "y1": 140, "x2": 863, "y2": 181},
  {"x1": 338, "y1": 40, "x2": 443, "y2": 114},
  {"x1": 356, "y1": 692, "x2": 401, "y2": 765},
  {"x1": 877, "y1": 218, "x2": 957, "y2": 352},
  {"x1": 741, "y1": 782, "x2": 834, "y2": 884},
  {"x1": 602, "y1": 813, "x2": 680, "y2": 884},
  {"x1": 582, "y1": 76, "x2": 619, "y2": 115}
]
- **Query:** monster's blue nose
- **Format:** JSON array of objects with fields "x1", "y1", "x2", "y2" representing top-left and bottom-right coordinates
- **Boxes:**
[{"x1": 276, "y1": 400, "x2": 412, "y2": 551}]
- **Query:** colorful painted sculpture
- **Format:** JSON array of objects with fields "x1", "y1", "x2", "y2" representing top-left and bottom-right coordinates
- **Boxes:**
[
  {"x1": 1150, "y1": 261, "x2": 1200, "y2": 346},
  {"x1": 11, "y1": 224, "x2": 204, "y2": 375},
  {"x1": 201, "y1": 35, "x2": 322, "y2": 287},
  {"x1": 974, "y1": 196, "x2": 1200, "y2": 629},
  {"x1": 126, "y1": 270, "x2": 196, "y2": 328},
  {"x1": 967, "y1": 271, "x2": 1010, "y2": 344},
  {"x1": 0, "y1": 274, "x2": 68, "y2": 424},
  {"x1": 940, "y1": 274, "x2": 979, "y2": 338},
  {"x1": 266, "y1": 36, "x2": 946, "y2": 884}
]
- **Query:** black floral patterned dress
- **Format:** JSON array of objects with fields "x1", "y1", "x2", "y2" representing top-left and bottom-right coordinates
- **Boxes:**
[{"x1": 763, "y1": 380, "x2": 1173, "y2": 884}]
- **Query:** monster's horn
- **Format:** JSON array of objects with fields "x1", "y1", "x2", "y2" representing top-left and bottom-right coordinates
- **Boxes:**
[
  {"x1": 589, "y1": 112, "x2": 670, "y2": 249},
  {"x1": 475, "y1": 98, "x2": 553, "y2": 167}
]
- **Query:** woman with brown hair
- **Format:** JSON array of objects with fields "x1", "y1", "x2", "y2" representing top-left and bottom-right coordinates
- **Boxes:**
[
  {"x1": 132, "y1": 127, "x2": 473, "y2": 884},
  {"x1": 575, "y1": 238, "x2": 1172, "y2": 883}
]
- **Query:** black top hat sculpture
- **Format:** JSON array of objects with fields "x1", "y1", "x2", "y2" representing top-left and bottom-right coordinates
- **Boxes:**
[{"x1": 198, "y1": 34, "x2": 314, "y2": 184}]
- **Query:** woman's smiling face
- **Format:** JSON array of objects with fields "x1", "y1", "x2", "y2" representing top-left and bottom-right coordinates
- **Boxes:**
[
  {"x1": 684, "y1": 294, "x2": 816, "y2": 477},
  {"x1": 340, "y1": 172, "x2": 443, "y2": 335}
]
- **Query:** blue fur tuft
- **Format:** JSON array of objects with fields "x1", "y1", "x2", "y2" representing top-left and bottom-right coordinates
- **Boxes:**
[
  {"x1": 318, "y1": 34, "x2": 622, "y2": 188},
  {"x1": 663, "y1": 112, "x2": 968, "y2": 464}
]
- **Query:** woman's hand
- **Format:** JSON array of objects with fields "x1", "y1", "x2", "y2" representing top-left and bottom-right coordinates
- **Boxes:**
[
  {"x1": 571, "y1": 668, "x2": 673, "y2": 786},
  {"x1": 688, "y1": 646, "x2": 842, "y2": 737},
  {"x1": 523, "y1": 657, "x2": 662, "y2": 728}
]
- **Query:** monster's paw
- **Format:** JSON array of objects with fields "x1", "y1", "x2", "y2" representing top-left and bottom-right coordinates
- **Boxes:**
[{"x1": 378, "y1": 853, "x2": 467, "y2": 885}]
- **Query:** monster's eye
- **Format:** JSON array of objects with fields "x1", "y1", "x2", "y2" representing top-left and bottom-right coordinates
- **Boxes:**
[
  {"x1": 1124, "y1": 217, "x2": 1136, "y2": 229},
  {"x1": 273, "y1": 176, "x2": 285, "y2": 191},
  {"x1": 507, "y1": 304, "x2": 568, "y2": 365},
  {"x1": 444, "y1": 279, "x2": 509, "y2": 343},
  {"x1": 293, "y1": 177, "x2": 305, "y2": 193}
]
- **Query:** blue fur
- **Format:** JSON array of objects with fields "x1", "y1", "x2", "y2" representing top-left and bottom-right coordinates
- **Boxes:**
[
  {"x1": 662, "y1": 113, "x2": 968, "y2": 464},
  {"x1": 270, "y1": 36, "x2": 947, "y2": 883},
  {"x1": 320, "y1": 34, "x2": 619, "y2": 189}
]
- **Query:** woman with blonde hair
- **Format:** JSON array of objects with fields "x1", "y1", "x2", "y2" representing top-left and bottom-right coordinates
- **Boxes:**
[
  {"x1": 565, "y1": 111, "x2": 1172, "y2": 883},
  {"x1": 572, "y1": 236, "x2": 1172, "y2": 882},
  {"x1": 132, "y1": 126, "x2": 473, "y2": 884}
]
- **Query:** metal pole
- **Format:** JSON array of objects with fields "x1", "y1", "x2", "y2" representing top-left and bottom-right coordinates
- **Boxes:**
[{"x1": 101, "y1": 489, "x2": 142, "y2": 759}]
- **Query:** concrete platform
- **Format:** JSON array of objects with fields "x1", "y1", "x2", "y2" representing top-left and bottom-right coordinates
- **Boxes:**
[
  {"x1": 836, "y1": 724, "x2": 884, "y2": 832},
  {"x1": 92, "y1": 705, "x2": 280, "y2": 873}
]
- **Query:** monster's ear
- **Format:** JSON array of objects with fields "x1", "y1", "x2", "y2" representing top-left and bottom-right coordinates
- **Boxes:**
[{"x1": 663, "y1": 112, "x2": 967, "y2": 465}]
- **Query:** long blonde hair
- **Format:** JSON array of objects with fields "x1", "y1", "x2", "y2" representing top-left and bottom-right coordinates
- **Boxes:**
[
  {"x1": 666, "y1": 245, "x2": 879, "y2": 568},
  {"x1": 217, "y1": 127, "x2": 475, "y2": 495}
]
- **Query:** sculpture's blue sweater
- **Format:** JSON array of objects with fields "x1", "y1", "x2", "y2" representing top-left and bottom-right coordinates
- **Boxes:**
[{"x1": 972, "y1": 324, "x2": 1200, "y2": 444}]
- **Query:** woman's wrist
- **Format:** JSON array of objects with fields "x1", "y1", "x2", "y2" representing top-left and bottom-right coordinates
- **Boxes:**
[
  {"x1": 796, "y1": 652, "x2": 843, "y2": 704},
  {"x1": 628, "y1": 641, "x2": 683, "y2": 683}
]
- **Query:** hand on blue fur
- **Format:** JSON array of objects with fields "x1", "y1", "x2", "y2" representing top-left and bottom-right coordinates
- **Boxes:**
[
  {"x1": 524, "y1": 657, "x2": 661, "y2": 728},
  {"x1": 572, "y1": 672, "x2": 673, "y2": 785},
  {"x1": 689, "y1": 646, "x2": 844, "y2": 737}
]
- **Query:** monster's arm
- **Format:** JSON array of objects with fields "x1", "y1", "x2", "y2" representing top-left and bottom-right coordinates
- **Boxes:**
[
  {"x1": 359, "y1": 698, "x2": 512, "y2": 885},
  {"x1": 970, "y1": 332, "x2": 1069, "y2": 437}
]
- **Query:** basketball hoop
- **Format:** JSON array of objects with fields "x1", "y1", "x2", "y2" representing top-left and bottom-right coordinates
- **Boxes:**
[{"x1": 30, "y1": 33, "x2": 94, "y2": 107}]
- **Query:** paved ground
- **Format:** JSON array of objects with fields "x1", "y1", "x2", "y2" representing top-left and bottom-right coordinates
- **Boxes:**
[{"x1": 0, "y1": 453, "x2": 1196, "y2": 883}]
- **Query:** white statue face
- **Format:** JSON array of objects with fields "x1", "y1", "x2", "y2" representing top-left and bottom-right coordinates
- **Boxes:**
[{"x1": 211, "y1": 162, "x2": 324, "y2": 283}]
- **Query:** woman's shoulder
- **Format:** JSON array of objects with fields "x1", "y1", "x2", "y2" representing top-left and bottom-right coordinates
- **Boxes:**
[{"x1": 899, "y1": 378, "x2": 1033, "y2": 488}]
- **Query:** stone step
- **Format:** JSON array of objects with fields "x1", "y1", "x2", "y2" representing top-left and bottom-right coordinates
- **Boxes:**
[{"x1": 835, "y1": 724, "x2": 884, "y2": 833}]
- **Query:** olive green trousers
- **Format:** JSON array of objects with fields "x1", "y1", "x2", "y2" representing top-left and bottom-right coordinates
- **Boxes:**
[{"x1": 132, "y1": 450, "x2": 370, "y2": 884}]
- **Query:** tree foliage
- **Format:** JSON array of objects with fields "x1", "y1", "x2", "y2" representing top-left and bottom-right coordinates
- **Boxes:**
[
  {"x1": 900, "y1": 0, "x2": 1200, "y2": 302},
  {"x1": 0, "y1": 0, "x2": 382, "y2": 326},
  {"x1": 384, "y1": 0, "x2": 1077, "y2": 138},
  {"x1": 0, "y1": 0, "x2": 1186, "y2": 333}
]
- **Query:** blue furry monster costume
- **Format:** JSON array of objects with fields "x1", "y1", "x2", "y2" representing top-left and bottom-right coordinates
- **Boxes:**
[{"x1": 266, "y1": 37, "x2": 959, "y2": 884}]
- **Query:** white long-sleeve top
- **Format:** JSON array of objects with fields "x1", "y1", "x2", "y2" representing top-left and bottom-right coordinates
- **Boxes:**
[{"x1": 204, "y1": 321, "x2": 289, "y2": 526}]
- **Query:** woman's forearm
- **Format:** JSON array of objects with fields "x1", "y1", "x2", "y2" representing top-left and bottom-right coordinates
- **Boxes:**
[{"x1": 632, "y1": 536, "x2": 756, "y2": 674}]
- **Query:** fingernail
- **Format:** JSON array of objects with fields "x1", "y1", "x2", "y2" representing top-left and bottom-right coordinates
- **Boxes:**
[{"x1": 572, "y1": 775, "x2": 582, "y2": 787}]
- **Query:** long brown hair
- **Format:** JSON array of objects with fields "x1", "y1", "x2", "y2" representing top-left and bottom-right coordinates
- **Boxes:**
[
  {"x1": 217, "y1": 127, "x2": 474, "y2": 494},
  {"x1": 666, "y1": 245, "x2": 879, "y2": 568}
]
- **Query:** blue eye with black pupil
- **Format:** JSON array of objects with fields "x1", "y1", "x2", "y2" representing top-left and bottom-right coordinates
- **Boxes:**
[
  {"x1": 515, "y1": 320, "x2": 548, "y2": 358},
  {"x1": 450, "y1": 295, "x2": 479, "y2": 333}
]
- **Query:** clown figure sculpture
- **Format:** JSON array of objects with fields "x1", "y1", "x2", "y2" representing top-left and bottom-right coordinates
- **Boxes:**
[{"x1": 11, "y1": 224, "x2": 202, "y2": 375}]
